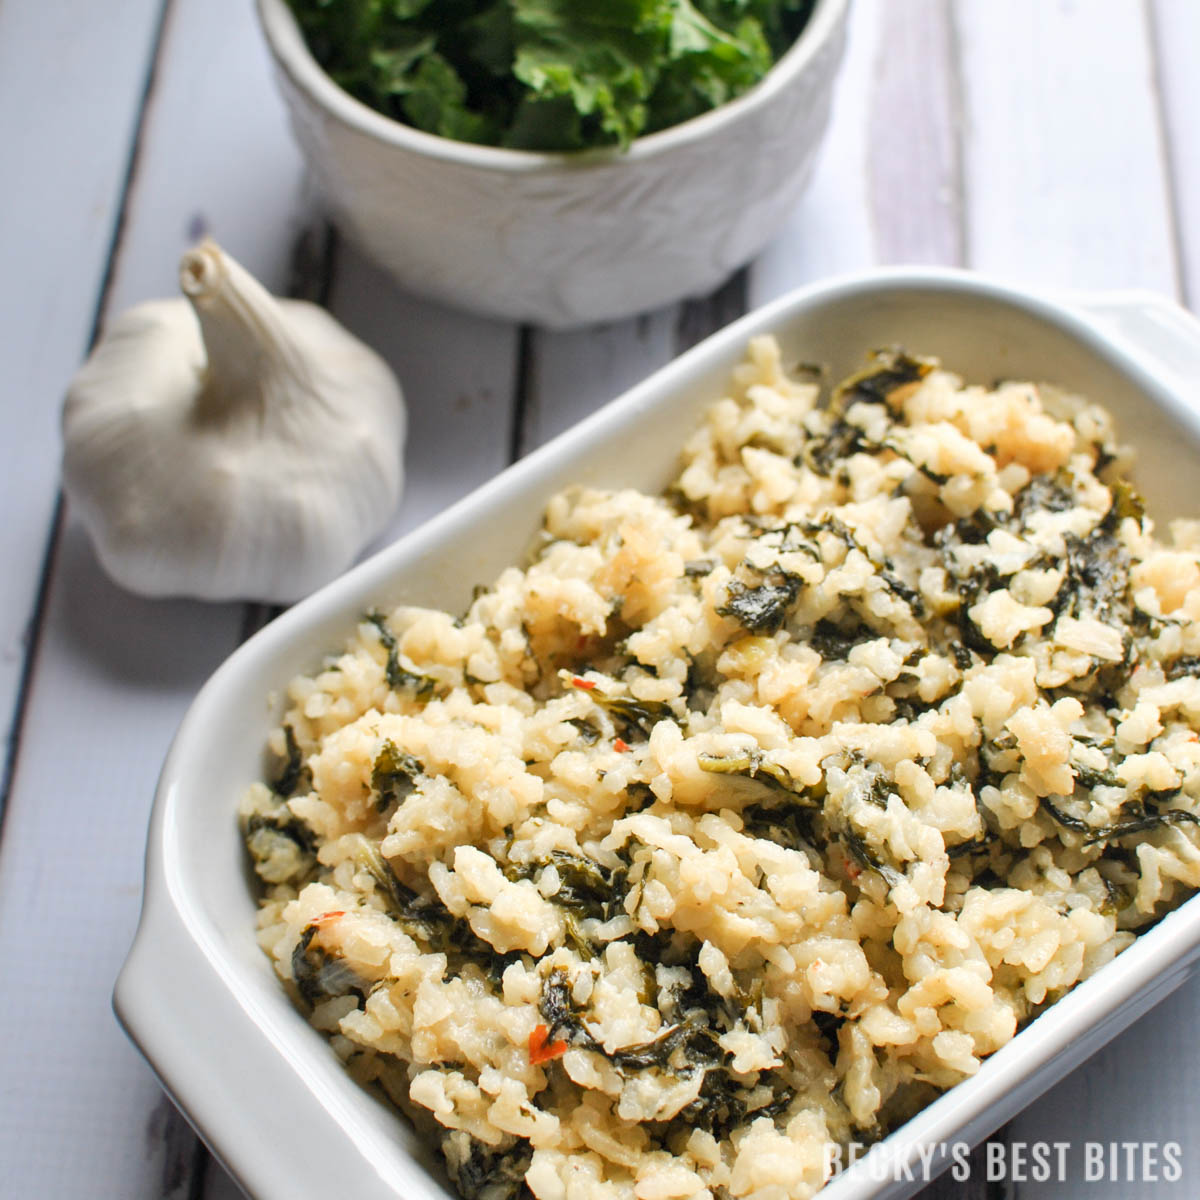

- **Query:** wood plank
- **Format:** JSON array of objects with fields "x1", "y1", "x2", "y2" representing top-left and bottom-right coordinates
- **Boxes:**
[
  {"x1": 1152, "y1": 0, "x2": 1200, "y2": 308},
  {"x1": 0, "y1": 0, "x2": 166, "y2": 811},
  {"x1": 0, "y1": 0, "x2": 324, "y2": 1195},
  {"x1": 1006, "y1": 979, "x2": 1200, "y2": 1198},
  {"x1": 518, "y1": 310, "x2": 679, "y2": 453},
  {"x1": 866, "y1": 0, "x2": 963, "y2": 268},
  {"x1": 0, "y1": 533, "x2": 256, "y2": 1199},
  {"x1": 99, "y1": 0, "x2": 316, "y2": 311},
  {"x1": 750, "y1": 0, "x2": 965, "y2": 306},
  {"x1": 747, "y1": 0, "x2": 879, "y2": 307},
  {"x1": 323, "y1": 243, "x2": 521, "y2": 541},
  {"x1": 955, "y1": 0, "x2": 1178, "y2": 292},
  {"x1": 518, "y1": 271, "x2": 750, "y2": 457},
  {"x1": 204, "y1": 1163, "x2": 249, "y2": 1200}
]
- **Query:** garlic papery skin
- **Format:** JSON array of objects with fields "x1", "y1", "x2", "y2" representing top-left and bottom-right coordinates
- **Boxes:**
[{"x1": 62, "y1": 240, "x2": 405, "y2": 603}]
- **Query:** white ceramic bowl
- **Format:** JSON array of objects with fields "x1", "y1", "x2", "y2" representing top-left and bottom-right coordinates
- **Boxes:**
[
  {"x1": 116, "y1": 270, "x2": 1200, "y2": 1200},
  {"x1": 255, "y1": 0, "x2": 849, "y2": 328}
]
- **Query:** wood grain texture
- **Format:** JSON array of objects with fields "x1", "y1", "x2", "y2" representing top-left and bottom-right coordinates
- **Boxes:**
[
  {"x1": 0, "y1": 529, "x2": 250, "y2": 1199},
  {"x1": 324, "y1": 243, "x2": 520, "y2": 543},
  {"x1": 204, "y1": 1162, "x2": 249, "y2": 1200},
  {"x1": 1151, "y1": 0, "x2": 1200, "y2": 306},
  {"x1": 867, "y1": 0, "x2": 963, "y2": 267},
  {"x1": 0, "y1": 0, "x2": 332, "y2": 1194},
  {"x1": 97, "y1": 0, "x2": 313, "y2": 312},
  {"x1": 747, "y1": 0, "x2": 879, "y2": 306},
  {"x1": 519, "y1": 261, "x2": 751, "y2": 457},
  {"x1": 1004, "y1": 975, "x2": 1200, "y2": 1198},
  {"x1": 955, "y1": 0, "x2": 1178, "y2": 292},
  {"x1": 520, "y1": 312, "x2": 680, "y2": 453},
  {"x1": 0, "y1": 0, "x2": 166, "y2": 813}
]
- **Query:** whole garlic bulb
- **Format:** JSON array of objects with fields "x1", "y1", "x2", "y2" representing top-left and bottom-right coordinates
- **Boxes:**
[{"x1": 62, "y1": 240, "x2": 406, "y2": 603}]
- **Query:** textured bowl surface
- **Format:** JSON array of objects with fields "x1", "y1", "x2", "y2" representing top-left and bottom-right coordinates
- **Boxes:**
[
  {"x1": 256, "y1": 0, "x2": 849, "y2": 327},
  {"x1": 116, "y1": 270, "x2": 1200, "y2": 1200}
]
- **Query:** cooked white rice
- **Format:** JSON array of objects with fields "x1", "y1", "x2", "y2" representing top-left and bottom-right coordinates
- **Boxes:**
[{"x1": 242, "y1": 337, "x2": 1200, "y2": 1200}]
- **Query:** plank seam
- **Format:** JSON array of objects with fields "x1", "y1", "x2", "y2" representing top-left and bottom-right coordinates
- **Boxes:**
[
  {"x1": 673, "y1": 267, "x2": 749, "y2": 354},
  {"x1": 0, "y1": 0, "x2": 176, "y2": 841},
  {"x1": 510, "y1": 325, "x2": 536, "y2": 463},
  {"x1": 89, "y1": 0, "x2": 181, "y2": 337},
  {"x1": 943, "y1": 0, "x2": 970, "y2": 269},
  {"x1": 0, "y1": 496, "x2": 63, "y2": 842},
  {"x1": 288, "y1": 217, "x2": 339, "y2": 307},
  {"x1": 1144, "y1": 0, "x2": 1190, "y2": 306},
  {"x1": 185, "y1": 1135, "x2": 211, "y2": 1200}
]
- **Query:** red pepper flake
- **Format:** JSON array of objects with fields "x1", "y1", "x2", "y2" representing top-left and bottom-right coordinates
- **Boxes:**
[
  {"x1": 313, "y1": 910, "x2": 344, "y2": 927},
  {"x1": 844, "y1": 859, "x2": 862, "y2": 883},
  {"x1": 528, "y1": 1024, "x2": 568, "y2": 1065},
  {"x1": 572, "y1": 675, "x2": 596, "y2": 690},
  {"x1": 613, "y1": 738, "x2": 630, "y2": 753}
]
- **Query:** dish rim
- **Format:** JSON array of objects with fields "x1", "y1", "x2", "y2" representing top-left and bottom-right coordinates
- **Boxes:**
[{"x1": 115, "y1": 266, "x2": 1200, "y2": 1200}]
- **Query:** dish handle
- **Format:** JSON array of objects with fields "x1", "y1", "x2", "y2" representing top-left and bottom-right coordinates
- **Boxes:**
[{"x1": 1064, "y1": 289, "x2": 1200, "y2": 398}]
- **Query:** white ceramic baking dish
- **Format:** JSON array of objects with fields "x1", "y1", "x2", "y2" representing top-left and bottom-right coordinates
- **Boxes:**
[{"x1": 115, "y1": 269, "x2": 1200, "y2": 1200}]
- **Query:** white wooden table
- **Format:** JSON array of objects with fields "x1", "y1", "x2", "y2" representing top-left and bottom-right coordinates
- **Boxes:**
[{"x1": 2, "y1": 2, "x2": 1198, "y2": 1197}]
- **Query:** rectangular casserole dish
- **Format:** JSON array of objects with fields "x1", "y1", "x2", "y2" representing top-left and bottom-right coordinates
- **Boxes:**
[{"x1": 115, "y1": 268, "x2": 1200, "y2": 1200}]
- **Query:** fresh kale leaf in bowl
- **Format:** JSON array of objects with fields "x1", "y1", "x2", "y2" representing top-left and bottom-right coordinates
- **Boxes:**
[{"x1": 286, "y1": 0, "x2": 816, "y2": 151}]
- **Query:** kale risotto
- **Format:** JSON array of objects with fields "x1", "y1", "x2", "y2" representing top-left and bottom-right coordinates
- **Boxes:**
[{"x1": 242, "y1": 338, "x2": 1200, "y2": 1200}]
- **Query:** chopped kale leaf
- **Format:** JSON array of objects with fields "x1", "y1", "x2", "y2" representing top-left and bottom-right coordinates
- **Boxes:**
[
  {"x1": 568, "y1": 716, "x2": 602, "y2": 744},
  {"x1": 1041, "y1": 796, "x2": 1099, "y2": 835},
  {"x1": 403, "y1": 889, "x2": 521, "y2": 981},
  {"x1": 1090, "y1": 808, "x2": 1200, "y2": 845},
  {"x1": 372, "y1": 739, "x2": 424, "y2": 811},
  {"x1": 830, "y1": 348, "x2": 934, "y2": 414},
  {"x1": 592, "y1": 693, "x2": 677, "y2": 738},
  {"x1": 946, "y1": 837, "x2": 992, "y2": 859},
  {"x1": 366, "y1": 611, "x2": 439, "y2": 697},
  {"x1": 698, "y1": 750, "x2": 822, "y2": 810},
  {"x1": 272, "y1": 723, "x2": 309, "y2": 797},
  {"x1": 442, "y1": 1131, "x2": 533, "y2": 1200},
  {"x1": 879, "y1": 569, "x2": 925, "y2": 616},
  {"x1": 1050, "y1": 527, "x2": 1131, "y2": 624},
  {"x1": 739, "y1": 801, "x2": 818, "y2": 850},
  {"x1": 809, "y1": 617, "x2": 879, "y2": 661},
  {"x1": 1167, "y1": 656, "x2": 1200, "y2": 681},
  {"x1": 843, "y1": 828, "x2": 902, "y2": 887},
  {"x1": 1101, "y1": 477, "x2": 1146, "y2": 531},
  {"x1": 717, "y1": 572, "x2": 802, "y2": 635},
  {"x1": 292, "y1": 925, "x2": 365, "y2": 1008},
  {"x1": 1042, "y1": 794, "x2": 1200, "y2": 846},
  {"x1": 244, "y1": 811, "x2": 317, "y2": 856},
  {"x1": 538, "y1": 968, "x2": 598, "y2": 1049},
  {"x1": 1071, "y1": 763, "x2": 1121, "y2": 791},
  {"x1": 506, "y1": 851, "x2": 627, "y2": 923},
  {"x1": 1014, "y1": 474, "x2": 1076, "y2": 521},
  {"x1": 801, "y1": 419, "x2": 875, "y2": 477}
]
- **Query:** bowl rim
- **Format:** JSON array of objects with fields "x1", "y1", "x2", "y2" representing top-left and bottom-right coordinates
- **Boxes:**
[
  {"x1": 255, "y1": 0, "x2": 850, "y2": 171},
  {"x1": 116, "y1": 266, "x2": 1200, "y2": 1200}
]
